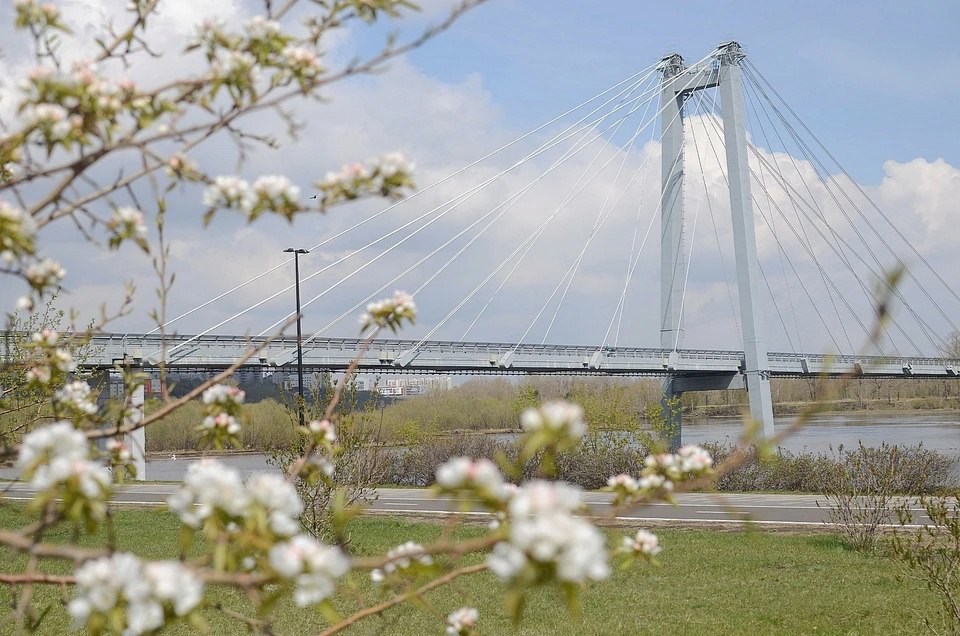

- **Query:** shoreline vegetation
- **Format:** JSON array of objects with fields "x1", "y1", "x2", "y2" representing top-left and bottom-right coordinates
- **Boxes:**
[{"x1": 140, "y1": 374, "x2": 960, "y2": 454}]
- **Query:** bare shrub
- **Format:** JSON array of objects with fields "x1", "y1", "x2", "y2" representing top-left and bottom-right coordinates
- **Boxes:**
[
  {"x1": 818, "y1": 442, "x2": 916, "y2": 551},
  {"x1": 700, "y1": 442, "x2": 953, "y2": 496},
  {"x1": 383, "y1": 435, "x2": 514, "y2": 486},
  {"x1": 268, "y1": 376, "x2": 387, "y2": 542},
  {"x1": 892, "y1": 495, "x2": 960, "y2": 632}
]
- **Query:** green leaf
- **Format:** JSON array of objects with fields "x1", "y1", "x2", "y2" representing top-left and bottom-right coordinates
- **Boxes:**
[{"x1": 317, "y1": 599, "x2": 342, "y2": 624}]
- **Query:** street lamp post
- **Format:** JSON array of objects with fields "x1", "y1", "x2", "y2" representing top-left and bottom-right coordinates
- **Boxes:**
[{"x1": 284, "y1": 247, "x2": 309, "y2": 427}]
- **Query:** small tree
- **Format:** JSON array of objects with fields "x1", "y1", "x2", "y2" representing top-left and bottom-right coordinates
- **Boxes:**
[
  {"x1": 892, "y1": 495, "x2": 960, "y2": 633},
  {"x1": 268, "y1": 373, "x2": 387, "y2": 543}
]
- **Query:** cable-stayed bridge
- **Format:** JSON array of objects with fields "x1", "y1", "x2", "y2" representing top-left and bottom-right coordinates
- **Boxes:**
[
  {"x1": 80, "y1": 333, "x2": 960, "y2": 380},
  {"x1": 30, "y1": 41, "x2": 960, "y2": 449}
]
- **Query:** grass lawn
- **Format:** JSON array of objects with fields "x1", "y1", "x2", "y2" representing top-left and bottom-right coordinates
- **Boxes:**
[{"x1": 0, "y1": 506, "x2": 937, "y2": 635}]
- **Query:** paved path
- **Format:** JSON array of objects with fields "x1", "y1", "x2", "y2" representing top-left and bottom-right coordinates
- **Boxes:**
[{"x1": 0, "y1": 482, "x2": 933, "y2": 528}]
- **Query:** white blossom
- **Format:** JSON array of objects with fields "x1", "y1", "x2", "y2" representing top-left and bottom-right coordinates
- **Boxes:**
[
  {"x1": 370, "y1": 541, "x2": 432, "y2": 582},
  {"x1": 320, "y1": 162, "x2": 369, "y2": 188},
  {"x1": 69, "y1": 554, "x2": 203, "y2": 634},
  {"x1": 268, "y1": 535, "x2": 350, "y2": 607},
  {"x1": 488, "y1": 480, "x2": 608, "y2": 584},
  {"x1": 446, "y1": 607, "x2": 479, "y2": 635},
  {"x1": 252, "y1": 174, "x2": 299, "y2": 206},
  {"x1": 282, "y1": 45, "x2": 321, "y2": 77},
  {"x1": 107, "y1": 439, "x2": 132, "y2": 462},
  {"x1": 212, "y1": 50, "x2": 257, "y2": 82},
  {"x1": 167, "y1": 459, "x2": 249, "y2": 527},
  {"x1": 16, "y1": 296, "x2": 34, "y2": 312},
  {"x1": 54, "y1": 380, "x2": 97, "y2": 415},
  {"x1": 520, "y1": 400, "x2": 587, "y2": 441},
  {"x1": 31, "y1": 328, "x2": 58, "y2": 346},
  {"x1": 202, "y1": 383, "x2": 245, "y2": 406},
  {"x1": 110, "y1": 206, "x2": 147, "y2": 239},
  {"x1": 22, "y1": 102, "x2": 67, "y2": 128},
  {"x1": 203, "y1": 175, "x2": 255, "y2": 211},
  {"x1": 201, "y1": 412, "x2": 241, "y2": 435},
  {"x1": 0, "y1": 200, "x2": 36, "y2": 256},
  {"x1": 25, "y1": 257, "x2": 65, "y2": 288},
  {"x1": 645, "y1": 452, "x2": 681, "y2": 479},
  {"x1": 607, "y1": 473, "x2": 639, "y2": 493},
  {"x1": 246, "y1": 473, "x2": 303, "y2": 537},
  {"x1": 165, "y1": 153, "x2": 197, "y2": 178},
  {"x1": 25, "y1": 365, "x2": 51, "y2": 384},
  {"x1": 307, "y1": 418, "x2": 336, "y2": 442},
  {"x1": 243, "y1": 15, "x2": 281, "y2": 39},
  {"x1": 360, "y1": 290, "x2": 416, "y2": 331},
  {"x1": 16, "y1": 421, "x2": 109, "y2": 497},
  {"x1": 435, "y1": 456, "x2": 508, "y2": 500},
  {"x1": 677, "y1": 444, "x2": 713, "y2": 473},
  {"x1": 623, "y1": 529, "x2": 661, "y2": 557},
  {"x1": 376, "y1": 151, "x2": 414, "y2": 178},
  {"x1": 638, "y1": 473, "x2": 673, "y2": 491}
]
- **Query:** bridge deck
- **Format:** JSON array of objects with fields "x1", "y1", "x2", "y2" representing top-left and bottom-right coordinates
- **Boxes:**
[{"x1": 8, "y1": 332, "x2": 957, "y2": 379}]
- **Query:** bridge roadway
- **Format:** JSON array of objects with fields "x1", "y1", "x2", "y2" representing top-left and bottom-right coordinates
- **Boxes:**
[
  {"x1": 0, "y1": 481, "x2": 934, "y2": 527},
  {"x1": 29, "y1": 332, "x2": 960, "y2": 379}
]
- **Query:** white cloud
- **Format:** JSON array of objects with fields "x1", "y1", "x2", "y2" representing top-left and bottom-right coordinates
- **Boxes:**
[{"x1": 3, "y1": 5, "x2": 959, "y2": 358}]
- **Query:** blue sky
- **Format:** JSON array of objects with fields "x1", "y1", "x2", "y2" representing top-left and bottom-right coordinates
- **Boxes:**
[{"x1": 393, "y1": 1, "x2": 960, "y2": 183}]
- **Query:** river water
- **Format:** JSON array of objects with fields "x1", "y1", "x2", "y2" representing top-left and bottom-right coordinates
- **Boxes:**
[{"x1": 3, "y1": 411, "x2": 959, "y2": 482}]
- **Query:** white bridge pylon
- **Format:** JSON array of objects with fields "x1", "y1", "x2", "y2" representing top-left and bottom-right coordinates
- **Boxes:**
[{"x1": 659, "y1": 42, "x2": 775, "y2": 448}]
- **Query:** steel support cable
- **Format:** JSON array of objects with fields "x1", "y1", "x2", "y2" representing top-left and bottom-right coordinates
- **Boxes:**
[
  {"x1": 744, "y1": 61, "x2": 960, "y2": 347},
  {"x1": 697, "y1": 106, "x2": 846, "y2": 352},
  {"x1": 601, "y1": 187, "x2": 660, "y2": 349},
  {"x1": 705, "y1": 94, "x2": 859, "y2": 353},
  {"x1": 540, "y1": 81, "x2": 662, "y2": 344},
  {"x1": 757, "y1": 259, "x2": 797, "y2": 352},
  {"x1": 741, "y1": 72, "x2": 929, "y2": 355},
  {"x1": 697, "y1": 93, "x2": 795, "y2": 352},
  {"x1": 145, "y1": 64, "x2": 662, "y2": 337},
  {"x1": 609, "y1": 107, "x2": 659, "y2": 347},
  {"x1": 156, "y1": 74, "x2": 663, "y2": 357},
  {"x1": 305, "y1": 87, "x2": 653, "y2": 341},
  {"x1": 459, "y1": 74, "x2": 695, "y2": 342},
  {"x1": 673, "y1": 179, "x2": 703, "y2": 351},
  {"x1": 688, "y1": 92, "x2": 743, "y2": 346},
  {"x1": 424, "y1": 76, "x2": 688, "y2": 349},
  {"x1": 735, "y1": 89, "x2": 942, "y2": 356},
  {"x1": 741, "y1": 84, "x2": 803, "y2": 351},
  {"x1": 745, "y1": 169, "x2": 896, "y2": 352},
  {"x1": 739, "y1": 75, "x2": 855, "y2": 352},
  {"x1": 505, "y1": 55, "x2": 718, "y2": 352},
  {"x1": 249, "y1": 77, "x2": 662, "y2": 341},
  {"x1": 743, "y1": 79, "x2": 940, "y2": 357},
  {"x1": 305, "y1": 75, "x2": 667, "y2": 346},
  {"x1": 745, "y1": 72, "x2": 950, "y2": 355},
  {"x1": 748, "y1": 176, "x2": 878, "y2": 350}
]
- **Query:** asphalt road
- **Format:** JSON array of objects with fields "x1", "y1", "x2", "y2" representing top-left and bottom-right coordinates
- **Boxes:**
[{"x1": 0, "y1": 482, "x2": 934, "y2": 528}]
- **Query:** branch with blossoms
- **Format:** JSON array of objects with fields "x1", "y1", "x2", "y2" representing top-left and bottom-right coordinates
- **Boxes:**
[{"x1": 0, "y1": 0, "x2": 881, "y2": 634}]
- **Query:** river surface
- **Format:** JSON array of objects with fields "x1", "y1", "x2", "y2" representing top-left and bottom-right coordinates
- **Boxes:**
[{"x1": 3, "y1": 411, "x2": 959, "y2": 482}]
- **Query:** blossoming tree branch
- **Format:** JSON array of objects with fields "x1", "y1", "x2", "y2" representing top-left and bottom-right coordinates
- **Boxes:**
[{"x1": 0, "y1": 1, "x2": 719, "y2": 634}]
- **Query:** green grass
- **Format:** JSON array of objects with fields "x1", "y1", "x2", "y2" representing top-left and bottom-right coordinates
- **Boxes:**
[{"x1": 0, "y1": 506, "x2": 937, "y2": 635}]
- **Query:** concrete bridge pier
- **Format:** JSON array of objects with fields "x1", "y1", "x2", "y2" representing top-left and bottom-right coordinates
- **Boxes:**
[{"x1": 660, "y1": 373, "x2": 747, "y2": 451}]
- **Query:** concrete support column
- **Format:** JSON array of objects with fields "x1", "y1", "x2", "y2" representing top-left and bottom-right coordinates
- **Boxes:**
[
  {"x1": 659, "y1": 53, "x2": 687, "y2": 353},
  {"x1": 717, "y1": 42, "x2": 775, "y2": 439},
  {"x1": 127, "y1": 378, "x2": 146, "y2": 480}
]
